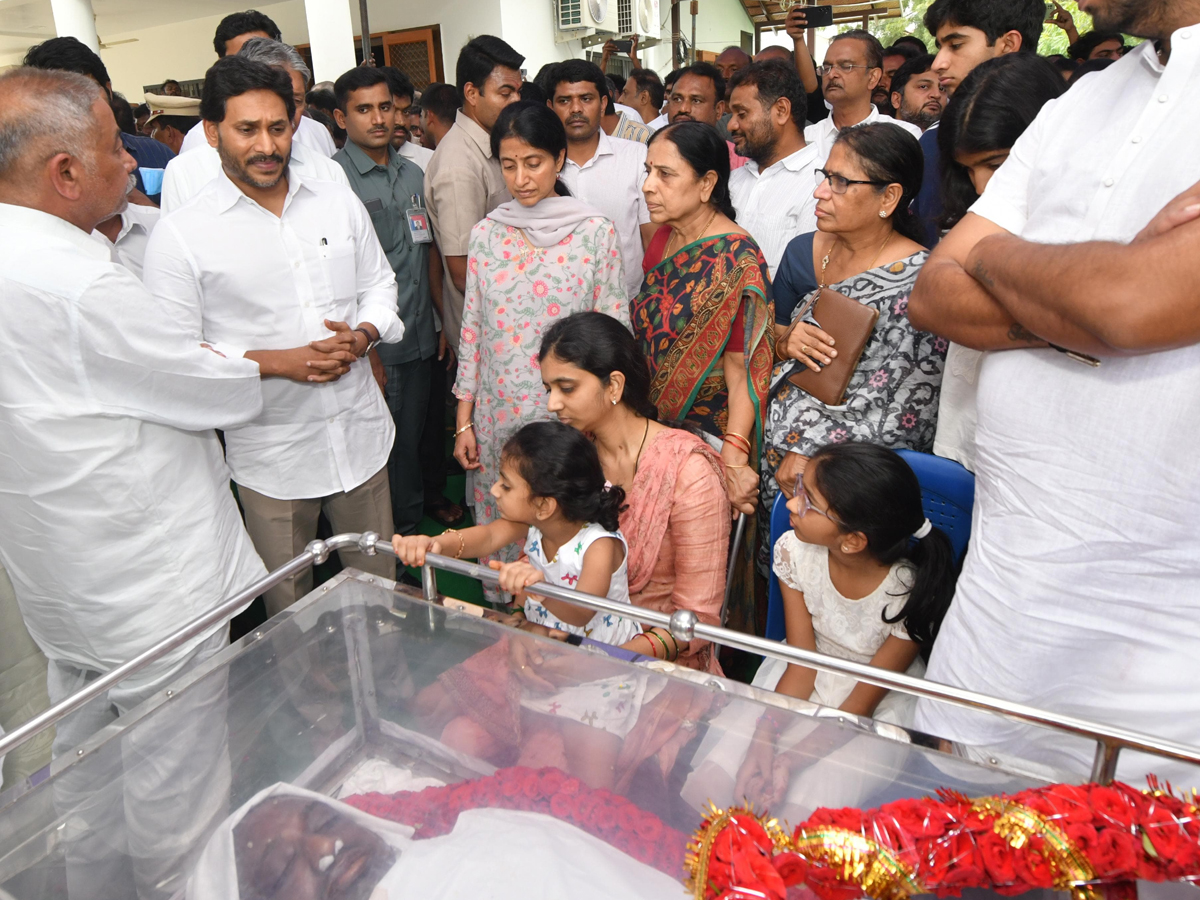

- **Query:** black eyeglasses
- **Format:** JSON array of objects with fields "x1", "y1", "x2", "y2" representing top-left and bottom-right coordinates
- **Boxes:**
[{"x1": 815, "y1": 168, "x2": 889, "y2": 194}]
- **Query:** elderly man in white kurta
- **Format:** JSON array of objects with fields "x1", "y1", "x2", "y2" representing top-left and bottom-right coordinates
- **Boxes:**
[
  {"x1": 144, "y1": 56, "x2": 404, "y2": 618},
  {"x1": 0, "y1": 68, "x2": 276, "y2": 899},
  {"x1": 907, "y1": 0, "x2": 1200, "y2": 790}
]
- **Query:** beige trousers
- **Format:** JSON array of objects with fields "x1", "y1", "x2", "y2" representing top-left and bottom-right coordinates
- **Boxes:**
[
  {"x1": 238, "y1": 467, "x2": 396, "y2": 618},
  {"x1": 0, "y1": 561, "x2": 53, "y2": 789}
]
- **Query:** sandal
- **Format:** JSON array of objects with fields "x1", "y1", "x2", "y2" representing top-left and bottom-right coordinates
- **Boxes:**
[{"x1": 426, "y1": 496, "x2": 465, "y2": 527}]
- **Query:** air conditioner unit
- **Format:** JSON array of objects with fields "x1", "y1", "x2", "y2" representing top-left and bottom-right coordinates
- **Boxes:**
[
  {"x1": 557, "y1": 0, "x2": 618, "y2": 33},
  {"x1": 634, "y1": 0, "x2": 660, "y2": 40}
]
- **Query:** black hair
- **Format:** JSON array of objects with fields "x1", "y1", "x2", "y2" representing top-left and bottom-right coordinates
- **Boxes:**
[
  {"x1": 421, "y1": 82, "x2": 461, "y2": 126},
  {"x1": 111, "y1": 93, "x2": 136, "y2": 134},
  {"x1": 924, "y1": 0, "x2": 1045, "y2": 52},
  {"x1": 334, "y1": 66, "x2": 390, "y2": 111},
  {"x1": 833, "y1": 123, "x2": 924, "y2": 244},
  {"x1": 890, "y1": 35, "x2": 930, "y2": 55},
  {"x1": 937, "y1": 53, "x2": 1064, "y2": 228},
  {"x1": 649, "y1": 121, "x2": 736, "y2": 220},
  {"x1": 727, "y1": 59, "x2": 807, "y2": 129},
  {"x1": 549, "y1": 59, "x2": 610, "y2": 112},
  {"x1": 306, "y1": 88, "x2": 337, "y2": 114},
  {"x1": 883, "y1": 42, "x2": 923, "y2": 64},
  {"x1": 663, "y1": 68, "x2": 682, "y2": 91},
  {"x1": 456, "y1": 34, "x2": 525, "y2": 97},
  {"x1": 200, "y1": 56, "x2": 296, "y2": 124},
  {"x1": 539, "y1": 312, "x2": 658, "y2": 420},
  {"x1": 533, "y1": 63, "x2": 558, "y2": 96},
  {"x1": 501, "y1": 421, "x2": 626, "y2": 532},
  {"x1": 1068, "y1": 57, "x2": 1115, "y2": 87},
  {"x1": 379, "y1": 66, "x2": 415, "y2": 103},
  {"x1": 306, "y1": 107, "x2": 339, "y2": 142},
  {"x1": 490, "y1": 101, "x2": 571, "y2": 197},
  {"x1": 162, "y1": 79, "x2": 181, "y2": 90},
  {"x1": 24, "y1": 36, "x2": 110, "y2": 90},
  {"x1": 808, "y1": 442, "x2": 957, "y2": 659},
  {"x1": 889, "y1": 54, "x2": 935, "y2": 99},
  {"x1": 628, "y1": 67, "x2": 665, "y2": 110},
  {"x1": 1068, "y1": 31, "x2": 1125, "y2": 61},
  {"x1": 152, "y1": 115, "x2": 200, "y2": 134},
  {"x1": 673, "y1": 62, "x2": 726, "y2": 105},
  {"x1": 214, "y1": 10, "x2": 281, "y2": 57},
  {"x1": 830, "y1": 29, "x2": 885, "y2": 70},
  {"x1": 518, "y1": 80, "x2": 548, "y2": 107},
  {"x1": 134, "y1": 103, "x2": 150, "y2": 118}
]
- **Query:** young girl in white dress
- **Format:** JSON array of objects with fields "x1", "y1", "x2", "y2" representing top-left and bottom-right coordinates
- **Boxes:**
[
  {"x1": 684, "y1": 442, "x2": 958, "y2": 818},
  {"x1": 394, "y1": 421, "x2": 682, "y2": 785}
]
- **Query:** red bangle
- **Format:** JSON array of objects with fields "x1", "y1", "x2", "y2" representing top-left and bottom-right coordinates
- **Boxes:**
[
  {"x1": 636, "y1": 632, "x2": 659, "y2": 658},
  {"x1": 723, "y1": 433, "x2": 752, "y2": 455}
]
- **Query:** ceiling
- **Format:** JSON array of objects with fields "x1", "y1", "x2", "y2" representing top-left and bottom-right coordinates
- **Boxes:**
[{"x1": 0, "y1": 0, "x2": 252, "y2": 59}]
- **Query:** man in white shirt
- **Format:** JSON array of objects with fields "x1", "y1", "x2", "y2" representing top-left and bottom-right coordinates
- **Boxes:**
[
  {"x1": 0, "y1": 67, "x2": 280, "y2": 893},
  {"x1": 144, "y1": 56, "x2": 404, "y2": 617},
  {"x1": 727, "y1": 60, "x2": 820, "y2": 276},
  {"x1": 804, "y1": 30, "x2": 922, "y2": 165},
  {"x1": 550, "y1": 60, "x2": 653, "y2": 298},
  {"x1": 91, "y1": 199, "x2": 160, "y2": 277},
  {"x1": 383, "y1": 67, "x2": 435, "y2": 171},
  {"x1": 161, "y1": 40, "x2": 349, "y2": 213},
  {"x1": 907, "y1": 1, "x2": 1200, "y2": 786},
  {"x1": 179, "y1": 38, "x2": 335, "y2": 159},
  {"x1": 620, "y1": 68, "x2": 666, "y2": 133}
]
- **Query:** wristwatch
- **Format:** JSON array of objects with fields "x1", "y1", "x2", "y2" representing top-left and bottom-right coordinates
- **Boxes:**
[{"x1": 353, "y1": 326, "x2": 380, "y2": 358}]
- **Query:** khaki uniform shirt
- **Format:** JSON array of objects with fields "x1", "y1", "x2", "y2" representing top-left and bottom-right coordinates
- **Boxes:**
[{"x1": 423, "y1": 110, "x2": 510, "y2": 352}]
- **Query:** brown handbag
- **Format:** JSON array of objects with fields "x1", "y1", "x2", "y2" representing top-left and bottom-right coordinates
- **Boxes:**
[{"x1": 783, "y1": 287, "x2": 879, "y2": 406}]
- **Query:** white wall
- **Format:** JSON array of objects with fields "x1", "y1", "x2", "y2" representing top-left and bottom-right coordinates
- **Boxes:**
[{"x1": 500, "y1": 0, "x2": 582, "y2": 79}]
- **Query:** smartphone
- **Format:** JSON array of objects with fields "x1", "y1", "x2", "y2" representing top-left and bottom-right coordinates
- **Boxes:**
[
  {"x1": 611, "y1": 39, "x2": 633, "y2": 53},
  {"x1": 1045, "y1": 2, "x2": 1058, "y2": 20},
  {"x1": 795, "y1": 4, "x2": 835, "y2": 29}
]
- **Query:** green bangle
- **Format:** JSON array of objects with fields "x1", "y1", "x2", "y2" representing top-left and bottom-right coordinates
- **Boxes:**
[{"x1": 645, "y1": 630, "x2": 671, "y2": 659}]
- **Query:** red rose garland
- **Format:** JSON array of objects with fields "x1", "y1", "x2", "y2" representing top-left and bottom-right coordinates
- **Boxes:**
[
  {"x1": 343, "y1": 765, "x2": 689, "y2": 879},
  {"x1": 685, "y1": 780, "x2": 1200, "y2": 900}
]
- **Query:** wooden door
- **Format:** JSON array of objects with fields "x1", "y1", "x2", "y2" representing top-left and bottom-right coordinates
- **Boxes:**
[{"x1": 381, "y1": 27, "x2": 444, "y2": 90}]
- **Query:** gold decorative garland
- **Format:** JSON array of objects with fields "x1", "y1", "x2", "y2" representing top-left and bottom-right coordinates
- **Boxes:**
[
  {"x1": 792, "y1": 826, "x2": 925, "y2": 900},
  {"x1": 971, "y1": 798, "x2": 1099, "y2": 899}
]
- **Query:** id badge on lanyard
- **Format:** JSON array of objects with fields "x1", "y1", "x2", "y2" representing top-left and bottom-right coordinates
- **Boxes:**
[{"x1": 405, "y1": 193, "x2": 432, "y2": 244}]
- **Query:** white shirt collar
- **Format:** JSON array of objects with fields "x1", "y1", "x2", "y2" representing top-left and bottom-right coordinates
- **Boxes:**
[
  {"x1": 743, "y1": 141, "x2": 820, "y2": 178},
  {"x1": 0, "y1": 202, "x2": 112, "y2": 261},
  {"x1": 566, "y1": 130, "x2": 615, "y2": 171},
  {"x1": 212, "y1": 163, "x2": 311, "y2": 215}
]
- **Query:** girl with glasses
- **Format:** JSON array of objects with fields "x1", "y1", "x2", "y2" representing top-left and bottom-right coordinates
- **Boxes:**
[{"x1": 683, "y1": 442, "x2": 957, "y2": 819}]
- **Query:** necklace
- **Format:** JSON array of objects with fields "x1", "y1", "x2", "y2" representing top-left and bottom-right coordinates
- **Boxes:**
[
  {"x1": 632, "y1": 417, "x2": 650, "y2": 479},
  {"x1": 818, "y1": 230, "x2": 893, "y2": 290},
  {"x1": 665, "y1": 206, "x2": 720, "y2": 259}
]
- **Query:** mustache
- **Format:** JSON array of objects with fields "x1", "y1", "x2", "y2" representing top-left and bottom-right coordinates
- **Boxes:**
[{"x1": 245, "y1": 153, "x2": 285, "y2": 166}]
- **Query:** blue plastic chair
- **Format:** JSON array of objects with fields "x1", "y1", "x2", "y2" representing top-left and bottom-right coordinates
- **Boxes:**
[
  {"x1": 764, "y1": 451, "x2": 975, "y2": 642},
  {"x1": 894, "y1": 450, "x2": 975, "y2": 565}
]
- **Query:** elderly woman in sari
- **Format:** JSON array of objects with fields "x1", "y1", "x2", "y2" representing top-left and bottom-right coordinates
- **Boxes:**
[
  {"x1": 453, "y1": 101, "x2": 628, "y2": 580},
  {"x1": 633, "y1": 122, "x2": 774, "y2": 516},
  {"x1": 634, "y1": 122, "x2": 774, "y2": 636},
  {"x1": 762, "y1": 124, "x2": 946, "y2": 542}
]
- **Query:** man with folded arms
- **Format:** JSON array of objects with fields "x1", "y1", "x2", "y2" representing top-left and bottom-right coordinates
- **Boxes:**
[{"x1": 144, "y1": 56, "x2": 404, "y2": 617}]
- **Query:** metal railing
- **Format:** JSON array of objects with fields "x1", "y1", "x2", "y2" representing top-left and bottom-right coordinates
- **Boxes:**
[{"x1": 2, "y1": 532, "x2": 1199, "y2": 787}]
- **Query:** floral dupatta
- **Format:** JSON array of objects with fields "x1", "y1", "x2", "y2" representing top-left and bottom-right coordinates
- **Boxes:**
[{"x1": 633, "y1": 233, "x2": 775, "y2": 445}]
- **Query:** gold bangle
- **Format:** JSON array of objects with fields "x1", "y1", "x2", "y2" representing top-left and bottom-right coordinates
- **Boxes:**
[
  {"x1": 440, "y1": 528, "x2": 465, "y2": 559},
  {"x1": 454, "y1": 423, "x2": 474, "y2": 437},
  {"x1": 724, "y1": 431, "x2": 752, "y2": 448},
  {"x1": 725, "y1": 463, "x2": 752, "y2": 469}
]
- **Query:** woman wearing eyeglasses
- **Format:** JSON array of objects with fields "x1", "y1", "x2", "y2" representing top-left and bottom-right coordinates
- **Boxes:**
[{"x1": 761, "y1": 124, "x2": 946, "y2": 543}]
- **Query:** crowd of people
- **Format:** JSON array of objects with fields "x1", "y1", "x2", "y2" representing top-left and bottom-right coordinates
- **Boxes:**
[{"x1": 1, "y1": 0, "x2": 1198, "y2": 851}]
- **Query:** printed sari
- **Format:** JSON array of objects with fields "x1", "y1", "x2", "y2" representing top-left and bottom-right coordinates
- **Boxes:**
[{"x1": 633, "y1": 232, "x2": 775, "y2": 446}]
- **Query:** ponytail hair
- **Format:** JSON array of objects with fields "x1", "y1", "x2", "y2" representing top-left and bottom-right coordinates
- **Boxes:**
[
  {"x1": 808, "y1": 442, "x2": 957, "y2": 659},
  {"x1": 501, "y1": 421, "x2": 626, "y2": 532},
  {"x1": 649, "y1": 121, "x2": 736, "y2": 221}
]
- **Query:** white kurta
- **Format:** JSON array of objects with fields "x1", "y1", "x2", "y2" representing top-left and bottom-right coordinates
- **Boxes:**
[
  {"x1": 144, "y1": 169, "x2": 402, "y2": 500},
  {"x1": 729, "y1": 142, "x2": 822, "y2": 277},
  {"x1": 915, "y1": 32, "x2": 1200, "y2": 784},
  {"x1": 0, "y1": 203, "x2": 266, "y2": 672},
  {"x1": 89, "y1": 203, "x2": 160, "y2": 279}
]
